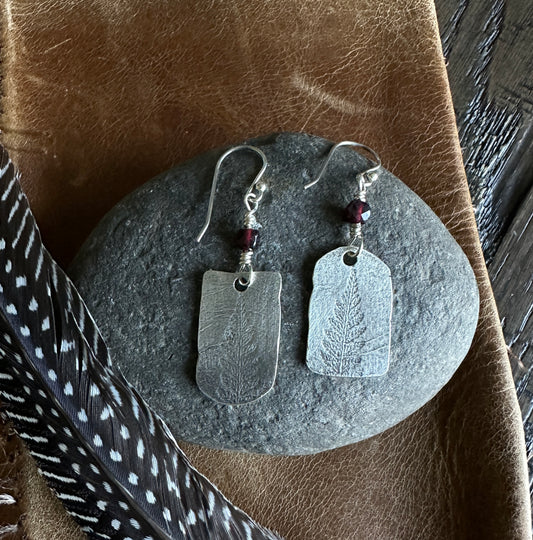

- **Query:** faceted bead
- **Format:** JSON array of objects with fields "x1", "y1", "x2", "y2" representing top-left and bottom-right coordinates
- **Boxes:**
[
  {"x1": 343, "y1": 199, "x2": 371, "y2": 224},
  {"x1": 235, "y1": 228, "x2": 259, "y2": 250}
]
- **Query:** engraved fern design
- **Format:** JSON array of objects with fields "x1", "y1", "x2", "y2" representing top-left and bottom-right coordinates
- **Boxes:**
[
  {"x1": 320, "y1": 267, "x2": 367, "y2": 376},
  {"x1": 220, "y1": 297, "x2": 258, "y2": 401},
  {"x1": 202, "y1": 295, "x2": 260, "y2": 403}
]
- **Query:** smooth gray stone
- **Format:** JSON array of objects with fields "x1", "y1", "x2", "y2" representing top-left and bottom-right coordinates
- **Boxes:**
[{"x1": 68, "y1": 132, "x2": 479, "y2": 456}]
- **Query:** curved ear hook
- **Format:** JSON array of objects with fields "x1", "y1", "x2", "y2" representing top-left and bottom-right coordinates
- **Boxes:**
[
  {"x1": 196, "y1": 145, "x2": 268, "y2": 243},
  {"x1": 304, "y1": 141, "x2": 382, "y2": 190}
]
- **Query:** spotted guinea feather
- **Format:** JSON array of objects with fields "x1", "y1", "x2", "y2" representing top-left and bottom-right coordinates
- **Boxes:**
[{"x1": 0, "y1": 147, "x2": 282, "y2": 540}]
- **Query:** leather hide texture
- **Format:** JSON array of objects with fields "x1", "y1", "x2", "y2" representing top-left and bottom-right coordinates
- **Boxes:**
[{"x1": 0, "y1": 1, "x2": 530, "y2": 539}]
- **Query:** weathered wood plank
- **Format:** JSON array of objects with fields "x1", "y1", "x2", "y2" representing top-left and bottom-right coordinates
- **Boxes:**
[
  {"x1": 490, "y1": 185, "x2": 533, "y2": 475},
  {"x1": 436, "y1": 0, "x2": 533, "y2": 520},
  {"x1": 437, "y1": 0, "x2": 533, "y2": 263},
  {"x1": 437, "y1": 0, "x2": 533, "y2": 384}
]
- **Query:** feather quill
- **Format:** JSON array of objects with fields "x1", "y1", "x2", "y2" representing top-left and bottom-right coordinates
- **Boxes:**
[{"x1": 0, "y1": 146, "x2": 281, "y2": 540}]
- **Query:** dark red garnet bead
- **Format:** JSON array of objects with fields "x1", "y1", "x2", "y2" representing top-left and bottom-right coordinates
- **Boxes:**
[
  {"x1": 235, "y1": 228, "x2": 259, "y2": 250},
  {"x1": 343, "y1": 199, "x2": 371, "y2": 224}
]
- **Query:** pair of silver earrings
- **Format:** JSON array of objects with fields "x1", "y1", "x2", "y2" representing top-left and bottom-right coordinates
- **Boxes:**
[{"x1": 195, "y1": 142, "x2": 393, "y2": 405}]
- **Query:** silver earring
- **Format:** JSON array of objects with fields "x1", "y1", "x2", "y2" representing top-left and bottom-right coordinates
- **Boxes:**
[
  {"x1": 305, "y1": 141, "x2": 393, "y2": 378},
  {"x1": 196, "y1": 145, "x2": 282, "y2": 404}
]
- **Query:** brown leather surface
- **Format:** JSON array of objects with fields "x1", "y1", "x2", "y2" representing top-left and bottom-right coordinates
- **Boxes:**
[{"x1": 0, "y1": 1, "x2": 530, "y2": 539}]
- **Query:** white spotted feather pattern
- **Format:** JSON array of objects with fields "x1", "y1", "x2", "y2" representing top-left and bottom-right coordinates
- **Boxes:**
[{"x1": 0, "y1": 146, "x2": 281, "y2": 540}]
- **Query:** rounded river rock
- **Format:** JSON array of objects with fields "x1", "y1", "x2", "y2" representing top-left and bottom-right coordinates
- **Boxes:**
[{"x1": 69, "y1": 132, "x2": 479, "y2": 455}]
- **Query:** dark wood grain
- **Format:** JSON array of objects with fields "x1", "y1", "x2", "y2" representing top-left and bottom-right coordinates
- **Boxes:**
[
  {"x1": 438, "y1": 0, "x2": 533, "y2": 263},
  {"x1": 436, "y1": 0, "x2": 533, "y2": 520},
  {"x1": 491, "y1": 185, "x2": 533, "y2": 456}
]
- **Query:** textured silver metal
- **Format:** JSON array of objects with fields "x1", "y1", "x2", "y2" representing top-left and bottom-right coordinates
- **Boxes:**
[
  {"x1": 306, "y1": 247, "x2": 392, "y2": 377},
  {"x1": 197, "y1": 270, "x2": 282, "y2": 404}
]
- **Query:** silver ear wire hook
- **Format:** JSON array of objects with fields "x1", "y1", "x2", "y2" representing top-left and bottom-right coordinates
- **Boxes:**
[
  {"x1": 304, "y1": 141, "x2": 382, "y2": 191},
  {"x1": 196, "y1": 145, "x2": 268, "y2": 243},
  {"x1": 306, "y1": 141, "x2": 382, "y2": 256}
]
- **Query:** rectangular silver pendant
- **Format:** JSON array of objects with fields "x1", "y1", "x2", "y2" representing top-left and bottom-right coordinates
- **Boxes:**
[
  {"x1": 306, "y1": 247, "x2": 392, "y2": 377},
  {"x1": 197, "y1": 270, "x2": 282, "y2": 404}
]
